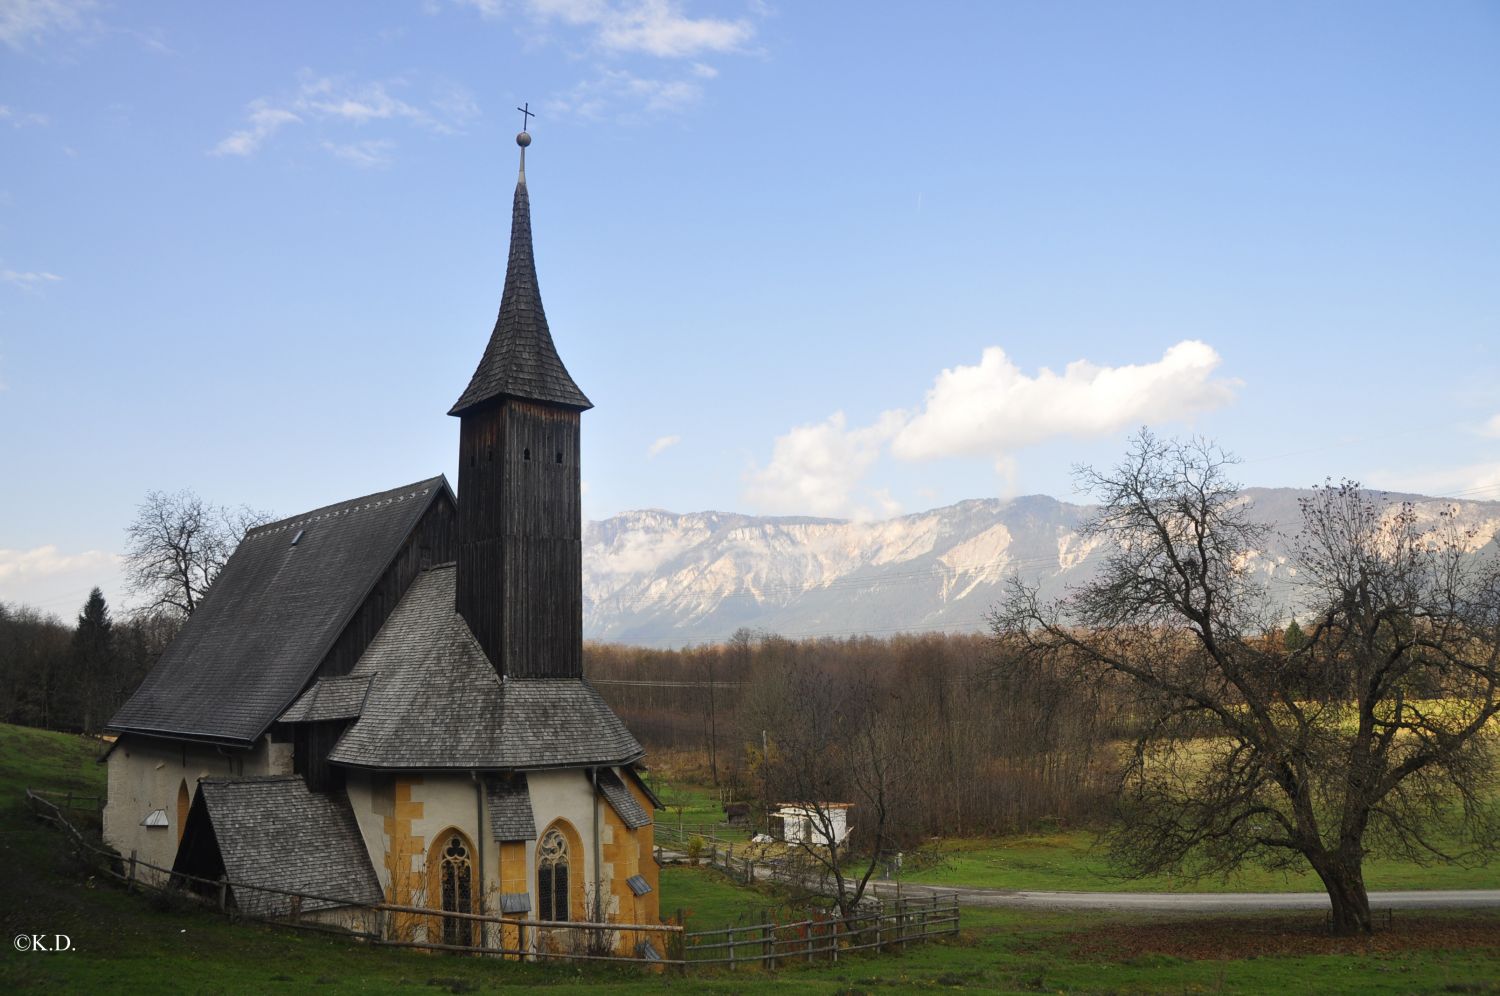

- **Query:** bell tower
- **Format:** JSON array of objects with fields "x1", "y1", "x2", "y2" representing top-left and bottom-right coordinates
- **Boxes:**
[{"x1": 450, "y1": 127, "x2": 592, "y2": 679}]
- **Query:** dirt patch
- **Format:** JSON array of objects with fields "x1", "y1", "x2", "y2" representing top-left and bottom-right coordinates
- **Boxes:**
[{"x1": 1065, "y1": 912, "x2": 1500, "y2": 961}]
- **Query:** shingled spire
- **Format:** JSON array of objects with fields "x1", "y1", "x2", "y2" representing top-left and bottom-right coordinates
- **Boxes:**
[
  {"x1": 453, "y1": 126, "x2": 587, "y2": 680},
  {"x1": 449, "y1": 133, "x2": 592, "y2": 416}
]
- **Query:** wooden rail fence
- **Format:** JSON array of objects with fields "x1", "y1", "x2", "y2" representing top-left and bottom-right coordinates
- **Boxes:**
[{"x1": 26, "y1": 787, "x2": 958, "y2": 973}]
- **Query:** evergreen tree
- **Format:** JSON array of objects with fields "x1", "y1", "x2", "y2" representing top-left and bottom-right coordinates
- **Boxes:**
[
  {"x1": 1282, "y1": 617, "x2": 1307, "y2": 651},
  {"x1": 71, "y1": 587, "x2": 114, "y2": 734}
]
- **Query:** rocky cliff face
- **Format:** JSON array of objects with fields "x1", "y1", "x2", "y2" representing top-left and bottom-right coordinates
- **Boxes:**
[{"x1": 581, "y1": 489, "x2": 1500, "y2": 647}]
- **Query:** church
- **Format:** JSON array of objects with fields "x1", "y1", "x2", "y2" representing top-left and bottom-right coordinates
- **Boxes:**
[{"x1": 101, "y1": 128, "x2": 661, "y2": 953}]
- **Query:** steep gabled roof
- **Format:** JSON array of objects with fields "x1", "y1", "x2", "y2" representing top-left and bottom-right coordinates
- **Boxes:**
[
  {"x1": 326, "y1": 563, "x2": 643, "y2": 770},
  {"x1": 449, "y1": 165, "x2": 592, "y2": 416},
  {"x1": 108, "y1": 476, "x2": 451, "y2": 745}
]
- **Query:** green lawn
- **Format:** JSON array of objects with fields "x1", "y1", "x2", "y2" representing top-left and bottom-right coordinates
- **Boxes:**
[
  {"x1": 4, "y1": 722, "x2": 1499, "y2": 994},
  {"x1": 900, "y1": 830, "x2": 1500, "y2": 894},
  {"x1": 649, "y1": 779, "x2": 751, "y2": 839}
]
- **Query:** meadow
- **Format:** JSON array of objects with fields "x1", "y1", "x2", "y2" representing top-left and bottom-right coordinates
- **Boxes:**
[{"x1": 3, "y1": 722, "x2": 1498, "y2": 994}]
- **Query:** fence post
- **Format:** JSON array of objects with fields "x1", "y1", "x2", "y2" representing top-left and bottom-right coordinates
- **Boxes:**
[
  {"x1": 127, "y1": 849, "x2": 137, "y2": 892},
  {"x1": 728, "y1": 926, "x2": 736, "y2": 971},
  {"x1": 217, "y1": 876, "x2": 228, "y2": 913},
  {"x1": 290, "y1": 895, "x2": 301, "y2": 924}
]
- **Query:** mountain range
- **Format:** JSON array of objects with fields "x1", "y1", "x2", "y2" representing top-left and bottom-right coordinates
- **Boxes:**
[{"x1": 581, "y1": 489, "x2": 1500, "y2": 647}]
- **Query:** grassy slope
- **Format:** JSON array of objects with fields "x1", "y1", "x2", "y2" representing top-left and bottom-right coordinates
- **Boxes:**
[{"x1": 2, "y1": 722, "x2": 1497, "y2": 994}]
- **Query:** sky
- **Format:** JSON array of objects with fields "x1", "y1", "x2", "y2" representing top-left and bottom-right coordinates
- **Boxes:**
[{"x1": 2, "y1": 0, "x2": 1498, "y2": 619}]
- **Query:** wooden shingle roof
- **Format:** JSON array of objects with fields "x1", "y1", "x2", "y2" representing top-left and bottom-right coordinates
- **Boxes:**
[
  {"x1": 449, "y1": 172, "x2": 591, "y2": 415},
  {"x1": 108, "y1": 477, "x2": 450, "y2": 745},
  {"x1": 192, "y1": 776, "x2": 382, "y2": 917},
  {"x1": 326, "y1": 563, "x2": 643, "y2": 770},
  {"x1": 484, "y1": 773, "x2": 537, "y2": 841},
  {"x1": 597, "y1": 767, "x2": 651, "y2": 829},
  {"x1": 280, "y1": 675, "x2": 373, "y2": 724}
]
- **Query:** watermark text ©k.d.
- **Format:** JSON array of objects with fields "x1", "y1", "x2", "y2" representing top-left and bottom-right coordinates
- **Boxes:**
[{"x1": 13, "y1": 934, "x2": 72, "y2": 952}]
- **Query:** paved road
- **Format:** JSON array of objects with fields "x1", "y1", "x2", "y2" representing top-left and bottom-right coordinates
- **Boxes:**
[
  {"x1": 663, "y1": 848, "x2": 1500, "y2": 912},
  {"x1": 863, "y1": 881, "x2": 1500, "y2": 912}
]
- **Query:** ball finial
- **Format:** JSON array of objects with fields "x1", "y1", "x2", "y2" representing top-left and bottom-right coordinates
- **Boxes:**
[{"x1": 517, "y1": 131, "x2": 532, "y2": 148}]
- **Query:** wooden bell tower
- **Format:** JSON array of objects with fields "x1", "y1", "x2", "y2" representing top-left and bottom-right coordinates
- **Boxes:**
[{"x1": 450, "y1": 127, "x2": 592, "y2": 679}]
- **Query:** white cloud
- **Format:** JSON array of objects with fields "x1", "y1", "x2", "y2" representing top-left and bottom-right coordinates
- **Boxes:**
[
  {"x1": 449, "y1": 0, "x2": 750, "y2": 118},
  {"x1": 892, "y1": 340, "x2": 1239, "y2": 464},
  {"x1": 0, "y1": 544, "x2": 117, "y2": 582},
  {"x1": 0, "y1": 0, "x2": 96, "y2": 50},
  {"x1": 1371, "y1": 461, "x2": 1500, "y2": 502},
  {"x1": 647, "y1": 434, "x2": 681, "y2": 458},
  {"x1": 321, "y1": 138, "x2": 395, "y2": 169},
  {"x1": 589, "y1": 0, "x2": 752, "y2": 57},
  {"x1": 2, "y1": 268, "x2": 62, "y2": 289},
  {"x1": 1479, "y1": 414, "x2": 1500, "y2": 440},
  {"x1": 211, "y1": 75, "x2": 478, "y2": 162},
  {"x1": 744, "y1": 340, "x2": 1240, "y2": 519},
  {"x1": 0, "y1": 104, "x2": 49, "y2": 127},
  {"x1": 210, "y1": 103, "x2": 300, "y2": 157},
  {"x1": 547, "y1": 68, "x2": 703, "y2": 120},
  {"x1": 744, "y1": 410, "x2": 906, "y2": 518},
  {"x1": 0, "y1": 545, "x2": 123, "y2": 615},
  {"x1": 458, "y1": 0, "x2": 752, "y2": 57}
]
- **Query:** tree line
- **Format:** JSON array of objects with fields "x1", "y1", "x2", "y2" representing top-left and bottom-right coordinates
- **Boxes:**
[
  {"x1": 0, "y1": 489, "x2": 270, "y2": 735},
  {"x1": 0, "y1": 592, "x2": 179, "y2": 734},
  {"x1": 584, "y1": 627, "x2": 1127, "y2": 839}
]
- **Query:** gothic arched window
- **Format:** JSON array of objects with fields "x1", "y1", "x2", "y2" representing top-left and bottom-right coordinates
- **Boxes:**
[
  {"x1": 438, "y1": 832, "x2": 475, "y2": 946},
  {"x1": 537, "y1": 827, "x2": 570, "y2": 922}
]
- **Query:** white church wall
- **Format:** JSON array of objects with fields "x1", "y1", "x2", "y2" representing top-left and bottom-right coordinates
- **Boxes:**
[
  {"x1": 406, "y1": 774, "x2": 499, "y2": 909},
  {"x1": 103, "y1": 734, "x2": 277, "y2": 884},
  {"x1": 343, "y1": 771, "x2": 394, "y2": 894},
  {"x1": 527, "y1": 768, "x2": 611, "y2": 916}
]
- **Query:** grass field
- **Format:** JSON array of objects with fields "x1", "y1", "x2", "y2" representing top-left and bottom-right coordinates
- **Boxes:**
[
  {"x1": 3, "y1": 722, "x2": 1499, "y2": 993},
  {"x1": 900, "y1": 831, "x2": 1500, "y2": 894}
]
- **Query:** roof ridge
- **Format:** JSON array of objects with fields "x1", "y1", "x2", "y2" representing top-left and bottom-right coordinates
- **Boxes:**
[{"x1": 244, "y1": 475, "x2": 447, "y2": 540}]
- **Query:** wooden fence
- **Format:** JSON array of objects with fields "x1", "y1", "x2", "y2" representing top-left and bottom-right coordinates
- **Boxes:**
[
  {"x1": 682, "y1": 894, "x2": 960, "y2": 969},
  {"x1": 26, "y1": 788, "x2": 958, "y2": 974}
]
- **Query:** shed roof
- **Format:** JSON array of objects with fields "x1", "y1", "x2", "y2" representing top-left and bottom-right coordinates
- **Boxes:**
[
  {"x1": 326, "y1": 564, "x2": 642, "y2": 770},
  {"x1": 108, "y1": 477, "x2": 450, "y2": 745},
  {"x1": 597, "y1": 767, "x2": 651, "y2": 829},
  {"x1": 484, "y1": 774, "x2": 537, "y2": 841},
  {"x1": 280, "y1": 675, "x2": 374, "y2": 724},
  {"x1": 449, "y1": 169, "x2": 591, "y2": 416},
  {"x1": 194, "y1": 776, "x2": 382, "y2": 917}
]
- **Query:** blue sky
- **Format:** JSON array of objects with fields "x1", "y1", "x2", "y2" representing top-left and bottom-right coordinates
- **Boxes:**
[{"x1": 3, "y1": 0, "x2": 1498, "y2": 617}]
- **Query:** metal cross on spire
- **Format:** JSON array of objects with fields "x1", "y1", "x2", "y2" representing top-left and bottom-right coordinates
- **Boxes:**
[{"x1": 517, "y1": 102, "x2": 535, "y2": 131}]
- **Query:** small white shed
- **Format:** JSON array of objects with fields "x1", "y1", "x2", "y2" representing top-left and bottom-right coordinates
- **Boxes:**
[{"x1": 772, "y1": 803, "x2": 852, "y2": 846}]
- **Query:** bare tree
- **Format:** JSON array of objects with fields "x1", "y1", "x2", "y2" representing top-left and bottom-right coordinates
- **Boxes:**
[
  {"x1": 747, "y1": 657, "x2": 911, "y2": 920},
  {"x1": 123, "y1": 490, "x2": 272, "y2": 617},
  {"x1": 990, "y1": 430, "x2": 1500, "y2": 935}
]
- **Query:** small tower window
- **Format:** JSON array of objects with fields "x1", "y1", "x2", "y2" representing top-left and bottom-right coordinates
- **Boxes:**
[
  {"x1": 523, "y1": 447, "x2": 531, "y2": 461},
  {"x1": 555, "y1": 451, "x2": 563, "y2": 464}
]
